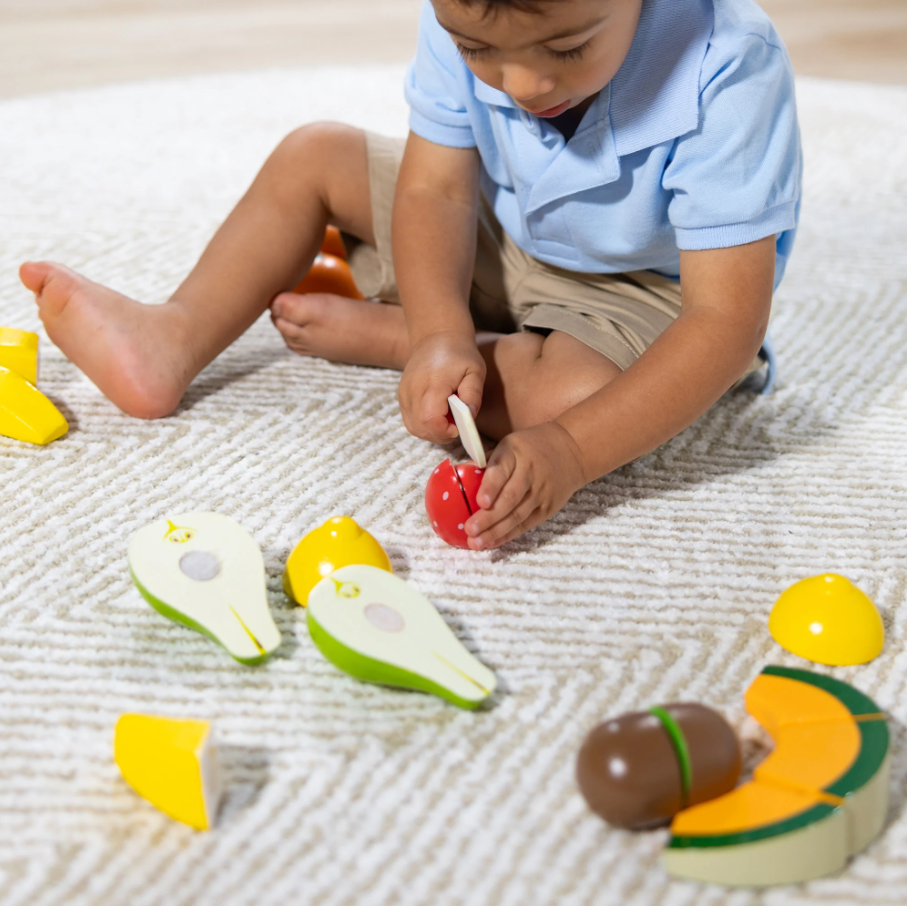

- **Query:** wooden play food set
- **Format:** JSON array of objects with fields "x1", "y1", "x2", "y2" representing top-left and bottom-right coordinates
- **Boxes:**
[
  {"x1": 128, "y1": 512, "x2": 281, "y2": 665},
  {"x1": 283, "y1": 515, "x2": 392, "y2": 605},
  {"x1": 576, "y1": 704, "x2": 741, "y2": 830},
  {"x1": 576, "y1": 667, "x2": 889, "y2": 885},
  {"x1": 769, "y1": 573, "x2": 884, "y2": 666},
  {"x1": 115, "y1": 714, "x2": 221, "y2": 830},
  {"x1": 307, "y1": 563, "x2": 496, "y2": 709},
  {"x1": 0, "y1": 327, "x2": 68, "y2": 445},
  {"x1": 425, "y1": 395, "x2": 487, "y2": 548},
  {"x1": 664, "y1": 667, "x2": 889, "y2": 886}
]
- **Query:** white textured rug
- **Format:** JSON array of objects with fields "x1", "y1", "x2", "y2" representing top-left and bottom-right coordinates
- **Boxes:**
[{"x1": 1, "y1": 66, "x2": 906, "y2": 906}]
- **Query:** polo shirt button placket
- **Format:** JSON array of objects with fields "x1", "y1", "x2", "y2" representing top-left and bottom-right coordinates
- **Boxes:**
[{"x1": 519, "y1": 109, "x2": 539, "y2": 137}]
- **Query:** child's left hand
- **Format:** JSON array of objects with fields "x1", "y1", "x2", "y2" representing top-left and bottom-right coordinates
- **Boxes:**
[{"x1": 464, "y1": 422, "x2": 588, "y2": 550}]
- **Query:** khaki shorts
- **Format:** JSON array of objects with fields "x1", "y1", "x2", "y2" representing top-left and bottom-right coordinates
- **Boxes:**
[{"x1": 347, "y1": 132, "x2": 760, "y2": 377}]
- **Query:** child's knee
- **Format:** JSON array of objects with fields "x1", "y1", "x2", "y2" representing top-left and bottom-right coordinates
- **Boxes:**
[
  {"x1": 498, "y1": 330, "x2": 620, "y2": 425},
  {"x1": 275, "y1": 122, "x2": 365, "y2": 171}
]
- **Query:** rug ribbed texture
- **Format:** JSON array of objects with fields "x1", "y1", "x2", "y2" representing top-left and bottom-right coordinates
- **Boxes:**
[{"x1": 1, "y1": 66, "x2": 906, "y2": 906}]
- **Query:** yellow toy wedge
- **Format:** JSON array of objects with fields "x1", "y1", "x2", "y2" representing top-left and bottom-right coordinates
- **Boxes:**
[
  {"x1": 0, "y1": 365, "x2": 68, "y2": 445},
  {"x1": 114, "y1": 714, "x2": 222, "y2": 830},
  {"x1": 0, "y1": 327, "x2": 39, "y2": 384}
]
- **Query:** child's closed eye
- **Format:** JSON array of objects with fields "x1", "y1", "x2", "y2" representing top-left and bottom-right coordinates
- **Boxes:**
[
  {"x1": 547, "y1": 41, "x2": 591, "y2": 63},
  {"x1": 456, "y1": 41, "x2": 591, "y2": 63},
  {"x1": 456, "y1": 43, "x2": 488, "y2": 62}
]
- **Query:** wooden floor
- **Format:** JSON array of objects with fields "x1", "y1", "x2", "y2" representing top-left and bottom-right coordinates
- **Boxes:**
[{"x1": 1, "y1": 0, "x2": 906, "y2": 99}]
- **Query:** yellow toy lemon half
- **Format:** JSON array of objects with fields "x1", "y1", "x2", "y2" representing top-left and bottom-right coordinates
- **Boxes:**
[
  {"x1": 769, "y1": 573, "x2": 884, "y2": 666},
  {"x1": 114, "y1": 714, "x2": 221, "y2": 830},
  {"x1": 283, "y1": 516, "x2": 392, "y2": 606},
  {"x1": 0, "y1": 327, "x2": 39, "y2": 385},
  {"x1": 0, "y1": 366, "x2": 68, "y2": 445}
]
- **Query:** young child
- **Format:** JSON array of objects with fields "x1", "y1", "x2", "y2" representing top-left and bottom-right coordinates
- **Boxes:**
[{"x1": 19, "y1": 0, "x2": 801, "y2": 551}]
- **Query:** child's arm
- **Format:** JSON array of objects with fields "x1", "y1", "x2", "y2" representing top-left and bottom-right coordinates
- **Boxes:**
[
  {"x1": 394, "y1": 133, "x2": 485, "y2": 441},
  {"x1": 465, "y1": 235, "x2": 777, "y2": 550}
]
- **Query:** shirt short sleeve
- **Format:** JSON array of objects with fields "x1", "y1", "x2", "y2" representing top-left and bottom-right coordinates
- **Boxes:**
[
  {"x1": 663, "y1": 29, "x2": 801, "y2": 250},
  {"x1": 404, "y1": 1, "x2": 477, "y2": 149}
]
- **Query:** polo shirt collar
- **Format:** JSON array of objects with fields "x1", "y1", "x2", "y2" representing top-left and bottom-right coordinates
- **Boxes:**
[
  {"x1": 473, "y1": 79, "x2": 515, "y2": 108},
  {"x1": 610, "y1": 0, "x2": 713, "y2": 158},
  {"x1": 472, "y1": 0, "x2": 713, "y2": 211}
]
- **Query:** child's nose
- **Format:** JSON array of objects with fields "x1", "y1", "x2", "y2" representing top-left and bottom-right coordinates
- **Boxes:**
[{"x1": 501, "y1": 65, "x2": 555, "y2": 103}]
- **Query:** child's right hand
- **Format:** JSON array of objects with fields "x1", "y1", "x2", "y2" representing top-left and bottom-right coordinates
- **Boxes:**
[{"x1": 398, "y1": 330, "x2": 485, "y2": 443}]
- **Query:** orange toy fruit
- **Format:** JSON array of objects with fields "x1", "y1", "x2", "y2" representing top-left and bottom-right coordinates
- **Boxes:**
[
  {"x1": 293, "y1": 253, "x2": 363, "y2": 300},
  {"x1": 321, "y1": 225, "x2": 347, "y2": 260}
]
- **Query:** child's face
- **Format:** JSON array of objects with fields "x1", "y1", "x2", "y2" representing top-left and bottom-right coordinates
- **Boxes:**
[{"x1": 431, "y1": 0, "x2": 643, "y2": 117}]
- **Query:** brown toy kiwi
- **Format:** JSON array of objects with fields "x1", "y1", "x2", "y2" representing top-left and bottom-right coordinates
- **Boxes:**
[{"x1": 575, "y1": 703, "x2": 741, "y2": 830}]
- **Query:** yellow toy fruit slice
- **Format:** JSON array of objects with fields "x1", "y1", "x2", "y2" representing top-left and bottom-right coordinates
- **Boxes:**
[
  {"x1": 0, "y1": 327, "x2": 39, "y2": 385},
  {"x1": 114, "y1": 714, "x2": 221, "y2": 830},
  {"x1": 0, "y1": 366, "x2": 68, "y2": 445},
  {"x1": 283, "y1": 516, "x2": 392, "y2": 606},
  {"x1": 769, "y1": 573, "x2": 884, "y2": 666},
  {"x1": 665, "y1": 667, "x2": 889, "y2": 886}
]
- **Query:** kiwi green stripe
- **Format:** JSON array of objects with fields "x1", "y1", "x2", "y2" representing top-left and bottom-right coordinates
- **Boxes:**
[{"x1": 649, "y1": 706, "x2": 692, "y2": 805}]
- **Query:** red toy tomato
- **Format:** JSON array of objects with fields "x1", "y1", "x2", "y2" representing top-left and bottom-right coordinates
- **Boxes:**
[{"x1": 425, "y1": 458, "x2": 486, "y2": 548}]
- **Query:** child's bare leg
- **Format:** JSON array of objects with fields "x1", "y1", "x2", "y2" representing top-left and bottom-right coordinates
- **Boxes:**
[
  {"x1": 474, "y1": 329, "x2": 623, "y2": 440},
  {"x1": 19, "y1": 123, "x2": 408, "y2": 418}
]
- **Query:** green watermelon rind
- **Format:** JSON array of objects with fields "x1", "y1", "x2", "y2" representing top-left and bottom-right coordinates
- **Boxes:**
[{"x1": 668, "y1": 665, "x2": 888, "y2": 850}]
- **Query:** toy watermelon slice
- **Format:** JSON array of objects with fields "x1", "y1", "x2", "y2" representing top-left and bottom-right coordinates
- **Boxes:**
[{"x1": 664, "y1": 666, "x2": 889, "y2": 886}]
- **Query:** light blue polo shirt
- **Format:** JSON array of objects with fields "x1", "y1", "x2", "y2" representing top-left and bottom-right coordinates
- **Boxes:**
[{"x1": 404, "y1": 0, "x2": 802, "y2": 289}]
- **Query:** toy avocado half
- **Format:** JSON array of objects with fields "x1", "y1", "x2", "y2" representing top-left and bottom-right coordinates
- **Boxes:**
[
  {"x1": 128, "y1": 512, "x2": 281, "y2": 665},
  {"x1": 306, "y1": 564, "x2": 496, "y2": 709}
]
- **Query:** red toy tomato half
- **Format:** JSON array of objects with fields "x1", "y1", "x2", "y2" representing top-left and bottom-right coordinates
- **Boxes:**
[
  {"x1": 425, "y1": 458, "x2": 485, "y2": 548},
  {"x1": 454, "y1": 462, "x2": 483, "y2": 513}
]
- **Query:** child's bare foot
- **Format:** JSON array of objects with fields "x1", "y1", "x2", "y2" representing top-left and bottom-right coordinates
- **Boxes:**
[
  {"x1": 270, "y1": 292, "x2": 410, "y2": 370},
  {"x1": 20, "y1": 261, "x2": 194, "y2": 419}
]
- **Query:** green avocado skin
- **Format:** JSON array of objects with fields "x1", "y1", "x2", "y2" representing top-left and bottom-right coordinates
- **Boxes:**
[
  {"x1": 306, "y1": 610, "x2": 486, "y2": 710},
  {"x1": 669, "y1": 665, "x2": 889, "y2": 850},
  {"x1": 130, "y1": 567, "x2": 273, "y2": 667}
]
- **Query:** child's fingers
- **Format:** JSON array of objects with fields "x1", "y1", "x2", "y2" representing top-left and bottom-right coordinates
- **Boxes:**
[
  {"x1": 467, "y1": 490, "x2": 538, "y2": 550},
  {"x1": 468, "y1": 456, "x2": 527, "y2": 537},
  {"x1": 418, "y1": 384, "x2": 460, "y2": 442},
  {"x1": 475, "y1": 446, "x2": 516, "y2": 510},
  {"x1": 455, "y1": 371, "x2": 484, "y2": 420}
]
